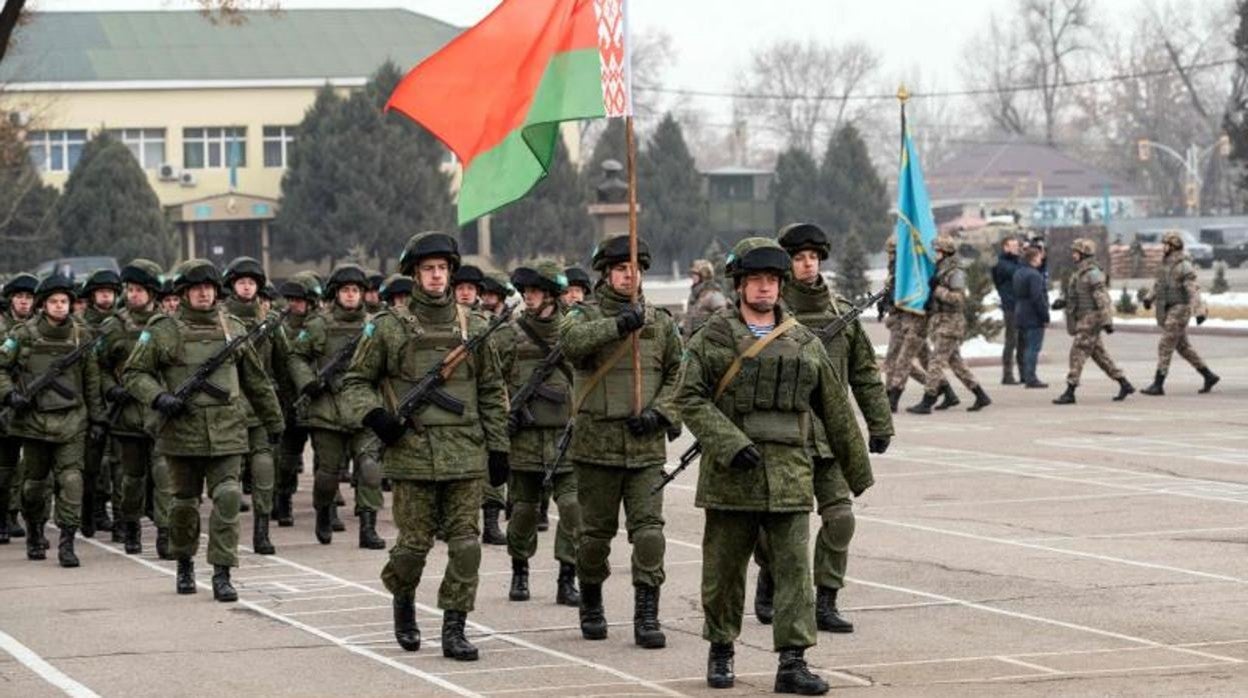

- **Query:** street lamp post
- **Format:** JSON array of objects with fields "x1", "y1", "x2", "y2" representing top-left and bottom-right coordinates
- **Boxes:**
[{"x1": 1137, "y1": 135, "x2": 1231, "y2": 215}]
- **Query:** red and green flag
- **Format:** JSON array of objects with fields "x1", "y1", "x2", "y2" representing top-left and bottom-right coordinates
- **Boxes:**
[{"x1": 387, "y1": 0, "x2": 631, "y2": 225}]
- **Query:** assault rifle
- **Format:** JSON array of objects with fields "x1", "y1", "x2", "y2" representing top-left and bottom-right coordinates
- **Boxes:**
[
  {"x1": 1, "y1": 335, "x2": 102, "y2": 424},
  {"x1": 650, "y1": 288, "x2": 886, "y2": 494},
  {"x1": 390, "y1": 303, "x2": 515, "y2": 434},
  {"x1": 293, "y1": 328, "x2": 364, "y2": 411},
  {"x1": 509, "y1": 344, "x2": 567, "y2": 432}
]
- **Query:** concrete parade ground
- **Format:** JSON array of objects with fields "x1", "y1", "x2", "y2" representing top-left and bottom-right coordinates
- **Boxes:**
[{"x1": 1, "y1": 325, "x2": 1246, "y2": 697}]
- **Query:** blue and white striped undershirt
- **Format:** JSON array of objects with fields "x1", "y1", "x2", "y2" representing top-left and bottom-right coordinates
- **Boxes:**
[{"x1": 746, "y1": 322, "x2": 774, "y2": 338}]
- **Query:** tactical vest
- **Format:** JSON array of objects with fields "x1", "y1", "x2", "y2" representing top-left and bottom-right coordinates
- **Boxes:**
[
  {"x1": 508, "y1": 316, "x2": 571, "y2": 428},
  {"x1": 929, "y1": 261, "x2": 964, "y2": 315},
  {"x1": 722, "y1": 326, "x2": 818, "y2": 447},
  {"x1": 22, "y1": 323, "x2": 86, "y2": 412},
  {"x1": 577, "y1": 306, "x2": 665, "y2": 420},
  {"x1": 317, "y1": 316, "x2": 365, "y2": 391},
  {"x1": 160, "y1": 315, "x2": 240, "y2": 407},
  {"x1": 388, "y1": 309, "x2": 479, "y2": 428},
  {"x1": 1067, "y1": 261, "x2": 1103, "y2": 319},
  {"x1": 1157, "y1": 255, "x2": 1192, "y2": 310}
]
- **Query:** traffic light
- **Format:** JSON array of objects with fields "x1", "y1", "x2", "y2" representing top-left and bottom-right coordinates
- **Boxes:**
[
  {"x1": 1137, "y1": 139, "x2": 1151, "y2": 162},
  {"x1": 1185, "y1": 182, "x2": 1199, "y2": 209}
]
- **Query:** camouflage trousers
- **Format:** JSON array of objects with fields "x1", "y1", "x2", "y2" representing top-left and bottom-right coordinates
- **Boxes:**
[
  {"x1": 507, "y1": 469, "x2": 579, "y2": 564},
  {"x1": 168, "y1": 454, "x2": 243, "y2": 567},
  {"x1": 1, "y1": 437, "x2": 19, "y2": 519},
  {"x1": 575, "y1": 462, "x2": 666, "y2": 588},
  {"x1": 278, "y1": 421, "x2": 309, "y2": 498},
  {"x1": 885, "y1": 312, "x2": 930, "y2": 390},
  {"x1": 1156, "y1": 305, "x2": 1206, "y2": 374},
  {"x1": 755, "y1": 459, "x2": 853, "y2": 591},
  {"x1": 704, "y1": 509, "x2": 816, "y2": 650},
  {"x1": 310, "y1": 429, "x2": 382, "y2": 514},
  {"x1": 381, "y1": 478, "x2": 482, "y2": 611},
  {"x1": 115, "y1": 435, "x2": 171, "y2": 527},
  {"x1": 925, "y1": 330, "x2": 979, "y2": 394},
  {"x1": 482, "y1": 482, "x2": 506, "y2": 509},
  {"x1": 245, "y1": 426, "x2": 276, "y2": 516},
  {"x1": 20, "y1": 438, "x2": 84, "y2": 530},
  {"x1": 1066, "y1": 322, "x2": 1123, "y2": 386}
]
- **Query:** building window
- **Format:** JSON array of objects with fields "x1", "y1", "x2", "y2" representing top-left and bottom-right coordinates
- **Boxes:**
[
  {"x1": 26, "y1": 130, "x2": 88, "y2": 173},
  {"x1": 105, "y1": 128, "x2": 166, "y2": 169},
  {"x1": 183, "y1": 127, "x2": 246, "y2": 169},
  {"x1": 710, "y1": 175, "x2": 755, "y2": 201},
  {"x1": 262, "y1": 125, "x2": 296, "y2": 168}
]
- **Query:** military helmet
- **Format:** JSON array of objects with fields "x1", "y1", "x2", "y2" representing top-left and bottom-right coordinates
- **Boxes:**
[
  {"x1": 82, "y1": 268, "x2": 123, "y2": 295},
  {"x1": 725, "y1": 237, "x2": 792, "y2": 283},
  {"x1": 450, "y1": 264, "x2": 485, "y2": 289},
  {"x1": 120, "y1": 259, "x2": 164, "y2": 292},
  {"x1": 379, "y1": 273, "x2": 413, "y2": 302},
  {"x1": 591, "y1": 234, "x2": 651, "y2": 272},
  {"x1": 563, "y1": 267, "x2": 592, "y2": 292},
  {"x1": 280, "y1": 271, "x2": 323, "y2": 301},
  {"x1": 399, "y1": 232, "x2": 461, "y2": 275},
  {"x1": 511, "y1": 259, "x2": 567, "y2": 296},
  {"x1": 480, "y1": 273, "x2": 514, "y2": 298},
  {"x1": 689, "y1": 259, "x2": 715, "y2": 281},
  {"x1": 172, "y1": 259, "x2": 222, "y2": 293},
  {"x1": 1162, "y1": 231, "x2": 1185, "y2": 249},
  {"x1": 36, "y1": 274, "x2": 76, "y2": 303},
  {"x1": 777, "y1": 222, "x2": 831, "y2": 260},
  {"x1": 3, "y1": 272, "x2": 39, "y2": 298},
  {"x1": 367, "y1": 270, "x2": 385, "y2": 292},
  {"x1": 259, "y1": 282, "x2": 278, "y2": 300},
  {"x1": 156, "y1": 278, "x2": 176, "y2": 300},
  {"x1": 223, "y1": 256, "x2": 266, "y2": 288},
  {"x1": 1071, "y1": 238, "x2": 1097, "y2": 257},
  {"x1": 325, "y1": 264, "x2": 368, "y2": 298},
  {"x1": 933, "y1": 235, "x2": 957, "y2": 255}
]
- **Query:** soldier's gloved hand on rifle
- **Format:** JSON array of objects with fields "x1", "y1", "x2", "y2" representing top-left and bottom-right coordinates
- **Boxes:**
[
  {"x1": 615, "y1": 304, "x2": 645, "y2": 336},
  {"x1": 88, "y1": 421, "x2": 108, "y2": 443},
  {"x1": 488, "y1": 451, "x2": 509, "y2": 487},
  {"x1": 1051, "y1": 298, "x2": 1067, "y2": 310},
  {"x1": 151, "y1": 392, "x2": 185, "y2": 418},
  {"x1": 729, "y1": 443, "x2": 763, "y2": 471},
  {"x1": 626, "y1": 408, "x2": 668, "y2": 436},
  {"x1": 1196, "y1": 314, "x2": 1207, "y2": 325},
  {"x1": 363, "y1": 408, "x2": 406, "y2": 447},
  {"x1": 105, "y1": 384, "x2": 129, "y2": 404},
  {"x1": 3, "y1": 391, "x2": 31, "y2": 412},
  {"x1": 868, "y1": 435, "x2": 891, "y2": 454},
  {"x1": 506, "y1": 410, "x2": 525, "y2": 436}
]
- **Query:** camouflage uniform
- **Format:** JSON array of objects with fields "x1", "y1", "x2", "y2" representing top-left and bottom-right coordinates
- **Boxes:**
[
  {"x1": 0, "y1": 273, "x2": 39, "y2": 544},
  {"x1": 79, "y1": 270, "x2": 122, "y2": 540},
  {"x1": 274, "y1": 271, "x2": 322, "y2": 526},
  {"x1": 880, "y1": 239, "x2": 930, "y2": 399},
  {"x1": 478, "y1": 272, "x2": 514, "y2": 545},
  {"x1": 924, "y1": 255, "x2": 980, "y2": 393},
  {"x1": 682, "y1": 259, "x2": 729, "y2": 338},
  {"x1": 1140, "y1": 236, "x2": 1220, "y2": 395},
  {"x1": 1053, "y1": 239, "x2": 1134, "y2": 404}
]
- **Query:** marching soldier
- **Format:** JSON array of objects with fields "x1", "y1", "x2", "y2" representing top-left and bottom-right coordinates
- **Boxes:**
[
  {"x1": 97, "y1": 259, "x2": 171, "y2": 556},
  {"x1": 501, "y1": 260, "x2": 580, "y2": 607},
  {"x1": 751, "y1": 223, "x2": 892, "y2": 635},
  {"x1": 1, "y1": 273, "x2": 39, "y2": 544},
  {"x1": 274, "y1": 272, "x2": 322, "y2": 528},
  {"x1": 477, "y1": 272, "x2": 515, "y2": 547},
  {"x1": 380, "y1": 274, "x2": 413, "y2": 309},
  {"x1": 678, "y1": 237, "x2": 872, "y2": 694},
  {"x1": 683, "y1": 258, "x2": 729, "y2": 338},
  {"x1": 122, "y1": 259, "x2": 283, "y2": 601},
  {"x1": 79, "y1": 269, "x2": 122, "y2": 540},
  {"x1": 907, "y1": 235, "x2": 992, "y2": 414},
  {"x1": 452, "y1": 264, "x2": 485, "y2": 308},
  {"x1": 879, "y1": 235, "x2": 932, "y2": 412},
  {"x1": 344, "y1": 232, "x2": 510, "y2": 660},
  {"x1": 561, "y1": 267, "x2": 593, "y2": 306},
  {"x1": 559, "y1": 234, "x2": 683, "y2": 648},
  {"x1": 1139, "y1": 232, "x2": 1220, "y2": 395},
  {"x1": 288, "y1": 264, "x2": 385, "y2": 549},
  {"x1": 1051, "y1": 238, "x2": 1135, "y2": 404},
  {"x1": 157, "y1": 278, "x2": 180, "y2": 315},
  {"x1": 0, "y1": 275, "x2": 105, "y2": 567},
  {"x1": 365, "y1": 271, "x2": 385, "y2": 314}
]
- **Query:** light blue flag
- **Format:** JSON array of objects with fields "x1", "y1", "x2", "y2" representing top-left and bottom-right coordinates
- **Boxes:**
[{"x1": 893, "y1": 105, "x2": 938, "y2": 314}]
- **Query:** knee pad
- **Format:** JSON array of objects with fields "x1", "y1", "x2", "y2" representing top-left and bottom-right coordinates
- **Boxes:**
[
  {"x1": 355, "y1": 454, "x2": 382, "y2": 490},
  {"x1": 819, "y1": 504, "x2": 855, "y2": 552},
  {"x1": 446, "y1": 537, "x2": 482, "y2": 580},
  {"x1": 632, "y1": 525, "x2": 666, "y2": 570},
  {"x1": 554, "y1": 493, "x2": 581, "y2": 529},
  {"x1": 579, "y1": 533, "x2": 612, "y2": 566},
  {"x1": 59, "y1": 469, "x2": 83, "y2": 502},
  {"x1": 387, "y1": 543, "x2": 429, "y2": 585},
  {"x1": 511, "y1": 499, "x2": 539, "y2": 528},
  {"x1": 213, "y1": 482, "x2": 242, "y2": 523},
  {"x1": 170, "y1": 498, "x2": 200, "y2": 529}
]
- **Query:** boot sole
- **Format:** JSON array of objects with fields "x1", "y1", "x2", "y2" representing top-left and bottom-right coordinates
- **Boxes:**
[
  {"x1": 177, "y1": 587, "x2": 197, "y2": 594},
  {"x1": 707, "y1": 677, "x2": 735, "y2": 689},
  {"x1": 581, "y1": 628, "x2": 608, "y2": 640},
  {"x1": 774, "y1": 680, "x2": 830, "y2": 696},
  {"x1": 396, "y1": 638, "x2": 421, "y2": 652},
  {"x1": 443, "y1": 649, "x2": 479, "y2": 661}
]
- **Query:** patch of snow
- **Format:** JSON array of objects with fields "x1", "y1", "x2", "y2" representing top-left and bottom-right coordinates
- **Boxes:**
[
  {"x1": 874, "y1": 336, "x2": 1005, "y2": 360},
  {"x1": 1204, "y1": 292, "x2": 1248, "y2": 309}
]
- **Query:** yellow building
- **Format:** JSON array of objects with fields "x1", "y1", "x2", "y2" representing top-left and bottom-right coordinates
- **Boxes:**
[{"x1": 0, "y1": 9, "x2": 467, "y2": 272}]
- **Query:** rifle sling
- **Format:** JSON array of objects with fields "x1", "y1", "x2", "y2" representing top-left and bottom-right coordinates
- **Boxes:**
[
  {"x1": 570, "y1": 337, "x2": 634, "y2": 415},
  {"x1": 515, "y1": 316, "x2": 574, "y2": 386}
]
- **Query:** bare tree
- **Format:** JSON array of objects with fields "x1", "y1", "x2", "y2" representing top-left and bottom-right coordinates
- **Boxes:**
[
  {"x1": 0, "y1": 0, "x2": 27, "y2": 65},
  {"x1": 960, "y1": 12, "x2": 1036, "y2": 136},
  {"x1": 1021, "y1": 0, "x2": 1095, "y2": 145}
]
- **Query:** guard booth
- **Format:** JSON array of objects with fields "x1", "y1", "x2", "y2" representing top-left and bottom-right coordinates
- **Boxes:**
[{"x1": 167, "y1": 192, "x2": 279, "y2": 272}]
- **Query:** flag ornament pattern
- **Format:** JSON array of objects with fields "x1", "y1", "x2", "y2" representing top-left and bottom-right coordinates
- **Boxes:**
[
  {"x1": 892, "y1": 102, "x2": 939, "y2": 314},
  {"x1": 595, "y1": 0, "x2": 631, "y2": 117}
]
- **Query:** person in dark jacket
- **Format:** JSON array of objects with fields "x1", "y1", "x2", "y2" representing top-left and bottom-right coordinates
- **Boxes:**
[
  {"x1": 1012, "y1": 246, "x2": 1050, "y2": 388},
  {"x1": 992, "y1": 236, "x2": 1024, "y2": 384}
]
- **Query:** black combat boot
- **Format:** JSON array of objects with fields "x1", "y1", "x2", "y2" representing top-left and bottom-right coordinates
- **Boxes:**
[
  {"x1": 1052, "y1": 383, "x2": 1077, "y2": 405},
  {"x1": 80, "y1": 480, "x2": 96, "y2": 539},
  {"x1": 1113, "y1": 377, "x2": 1135, "y2": 402},
  {"x1": 579, "y1": 582, "x2": 608, "y2": 640},
  {"x1": 314, "y1": 505, "x2": 333, "y2": 545},
  {"x1": 156, "y1": 527, "x2": 172, "y2": 560},
  {"x1": 275, "y1": 492, "x2": 293, "y2": 527},
  {"x1": 253, "y1": 513, "x2": 275, "y2": 555},
  {"x1": 967, "y1": 385, "x2": 992, "y2": 412},
  {"x1": 0, "y1": 494, "x2": 8, "y2": 545},
  {"x1": 8, "y1": 511, "x2": 25, "y2": 539},
  {"x1": 1141, "y1": 370, "x2": 1165, "y2": 396},
  {"x1": 906, "y1": 392, "x2": 938, "y2": 415},
  {"x1": 815, "y1": 586, "x2": 853, "y2": 633},
  {"x1": 176, "y1": 557, "x2": 197, "y2": 594},
  {"x1": 212, "y1": 565, "x2": 238, "y2": 602},
  {"x1": 754, "y1": 570, "x2": 775, "y2": 625},
  {"x1": 124, "y1": 520, "x2": 142, "y2": 555},
  {"x1": 707, "y1": 642, "x2": 735, "y2": 689},
  {"x1": 26, "y1": 520, "x2": 46, "y2": 561},
  {"x1": 1002, "y1": 366, "x2": 1018, "y2": 385},
  {"x1": 537, "y1": 497, "x2": 550, "y2": 532},
  {"x1": 633, "y1": 584, "x2": 666, "y2": 649},
  {"x1": 556, "y1": 561, "x2": 580, "y2": 606},
  {"x1": 239, "y1": 499, "x2": 250, "y2": 514},
  {"x1": 886, "y1": 387, "x2": 902, "y2": 414},
  {"x1": 1025, "y1": 378, "x2": 1049, "y2": 389},
  {"x1": 1198, "y1": 367, "x2": 1221, "y2": 393},
  {"x1": 775, "y1": 647, "x2": 829, "y2": 695},
  {"x1": 94, "y1": 497, "x2": 113, "y2": 534},
  {"x1": 481, "y1": 503, "x2": 506, "y2": 545},
  {"x1": 392, "y1": 595, "x2": 421, "y2": 651},
  {"x1": 358, "y1": 511, "x2": 385, "y2": 550},
  {"x1": 330, "y1": 504, "x2": 345, "y2": 532},
  {"x1": 58, "y1": 527, "x2": 79, "y2": 568},
  {"x1": 441, "y1": 610, "x2": 479, "y2": 661},
  {"x1": 509, "y1": 557, "x2": 530, "y2": 601},
  {"x1": 934, "y1": 383, "x2": 960, "y2": 410}
]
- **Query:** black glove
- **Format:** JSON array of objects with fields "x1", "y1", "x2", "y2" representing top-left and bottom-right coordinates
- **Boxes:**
[
  {"x1": 105, "y1": 384, "x2": 129, "y2": 404},
  {"x1": 88, "y1": 421, "x2": 109, "y2": 443},
  {"x1": 363, "y1": 408, "x2": 406, "y2": 446},
  {"x1": 487, "y1": 450, "x2": 509, "y2": 486},
  {"x1": 1104, "y1": 324, "x2": 1114, "y2": 334},
  {"x1": 152, "y1": 392, "x2": 185, "y2": 418},
  {"x1": 729, "y1": 444, "x2": 764, "y2": 471},
  {"x1": 625, "y1": 408, "x2": 668, "y2": 436},
  {"x1": 3, "y1": 391, "x2": 31, "y2": 412},
  {"x1": 615, "y1": 304, "x2": 645, "y2": 336},
  {"x1": 868, "y1": 435, "x2": 891, "y2": 454},
  {"x1": 1051, "y1": 298, "x2": 1067, "y2": 310},
  {"x1": 1196, "y1": 314, "x2": 1206, "y2": 326}
]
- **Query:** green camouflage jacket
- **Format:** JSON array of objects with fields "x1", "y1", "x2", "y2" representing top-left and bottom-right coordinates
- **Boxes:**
[
  {"x1": 97, "y1": 304, "x2": 160, "y2": 437},
  {"x1": 0, "y1": 312, "x2": 106, "y2": 443},
  {"x1": 287, "y1": 303, "x2": 367, "y2": 432},
  {"x1": 499, "y1": 306, "x2": 573, "y2": 473}
]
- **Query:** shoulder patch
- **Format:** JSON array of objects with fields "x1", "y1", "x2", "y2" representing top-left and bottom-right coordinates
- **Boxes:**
[
  {"x1": 363, "y1": 322, "x2": 375, "y2": 338},
  {"x1": 1, "y1": 337, "x2": 16, "y2": 353},
  {"x1": 138, "y1": 330, "x2": 151, "y2": 344}
]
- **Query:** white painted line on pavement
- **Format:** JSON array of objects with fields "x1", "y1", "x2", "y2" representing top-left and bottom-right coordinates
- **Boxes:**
[
  {"x1": 0, "y1": 629, "x2": 101, "y2": 698},
  {"x1": 1017, "y1": 525, "x2": 1248, "y2": 543},
  {"x1": 862, "y1": 491, "x2": 1152, "y2": 511},
  {"x1": 993, "y1": 655, "x2": 1063, "y2": 675}
]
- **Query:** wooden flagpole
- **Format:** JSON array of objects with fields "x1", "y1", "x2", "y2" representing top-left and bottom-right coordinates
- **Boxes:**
[{"x1": 625, "y1": 115, "x2": 642, "y2": 416}]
